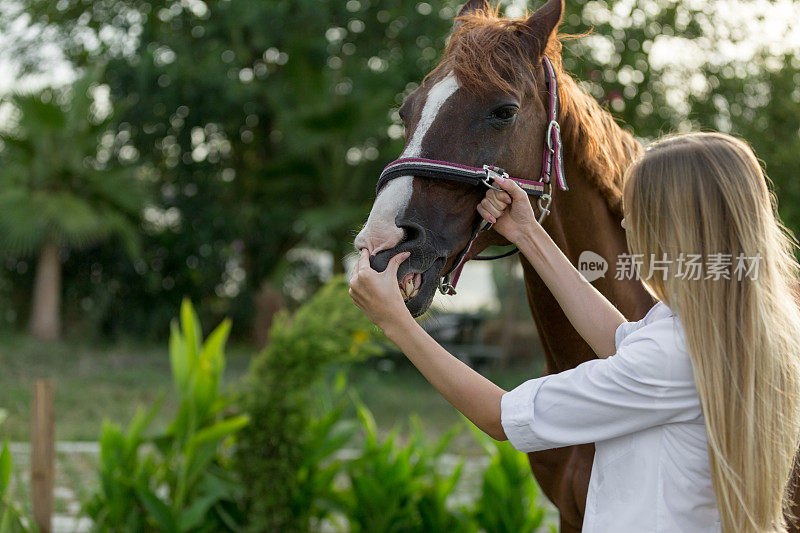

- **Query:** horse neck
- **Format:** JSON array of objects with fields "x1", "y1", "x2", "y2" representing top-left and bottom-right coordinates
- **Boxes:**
[{"x1": 521, "y1": 123, "x2": 655, "y2": 373}]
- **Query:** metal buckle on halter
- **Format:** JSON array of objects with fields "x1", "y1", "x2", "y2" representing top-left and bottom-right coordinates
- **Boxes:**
[
  {"x1": 545, "y1": 120, "x2": 560, "y2": 154},
  {"x1": 537, "y1": 182, "x2": 553, "y2": 224},
  {"x1": 481, "y1": 165, "x2": 508, "y2": 192},
  {"x1": 438, "y1": 276, "x2": 456, "y2": 295}
]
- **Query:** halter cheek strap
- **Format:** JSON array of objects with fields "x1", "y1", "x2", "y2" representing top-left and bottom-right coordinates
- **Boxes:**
[
  {"x1": 540, "y1": 55, "x2": 568, "y2": 192},
  {"x1": 374, "y1": 56, "x2": 568, "y2": 296}
]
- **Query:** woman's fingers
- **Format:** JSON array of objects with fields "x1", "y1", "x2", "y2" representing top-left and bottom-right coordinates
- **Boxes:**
[
  {"x1": 494, "y1": 176, "x2": 527, "y2": 202},
  {"x1": 486, "y1": 193, "x2": 506, "y2": 211},
  {"x1": 477, "y1": 203, "x2": 496, "y2": 224},
  {"x1": 487, "y1": 189, "x2": 511, "y2": 208},
  {"x1": 357, "y1": 248, "x2": 370, "y2": 273},
  {"x1": 480, "y1": 198, "x2": 505, "y2": 219},
  {"x1": 385, "y1": 251, "x2": 411, "y2": 277}
]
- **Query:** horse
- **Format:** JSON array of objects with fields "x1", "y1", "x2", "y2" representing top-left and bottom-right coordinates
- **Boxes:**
[{"x1": 354, "y1": 0, "x2": 800, "y2": 530}]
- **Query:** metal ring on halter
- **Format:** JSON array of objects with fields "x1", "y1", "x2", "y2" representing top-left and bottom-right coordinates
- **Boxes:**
[
  {"x1": 482, "y1": 165, "x2": 508, "y2": 192},
  {"x1": 480, "y1": 176, "x2": 505, "y2": 192},
  {"x1": 438, "y1": 276, "x2": 455, "y2": 295},
  {"x1": 546, "y1": 120, "x2": 560, "y2": 154},
  {"x1": 537, "y1": 182, "x2": 553, "y2": 224}
]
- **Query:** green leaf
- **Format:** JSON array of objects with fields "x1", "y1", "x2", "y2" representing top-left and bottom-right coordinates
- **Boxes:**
[
  {"x1": 198, "y1": 318, "x2": 232, "y2": 384},
  {"x1": 0, "y1": 441, "x2": 12, "y2": 497},
  {"x1": 99, "y1": 420, "x2": 125, "y2": 470},
  {"x1": 136, "y1": 485, "x2": 177, "y2": 531},
  {"x1": 182, "y1": 442, "x2": 219, "y2": 496},
  {"x1": 170, "y1": 321, "x2": 190, "y2": 395},
  {"x1": 188, "y1": 415, "x2": 250, "y2": 449},
  {"x1": 124, "y1": 402, "x2": 159, "y2": 457},
  {"x1": 178, "y1": 491, "x2": 223, "y2": 532},
  {"x1": 180, "y1": 299, "x2": 202, "y2": 361}
]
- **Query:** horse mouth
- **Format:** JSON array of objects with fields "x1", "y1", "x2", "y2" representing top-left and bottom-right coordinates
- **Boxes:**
[
  {"x1": 399, "y1": 257, "x2": 446, "y2": 318},
  {"x1": 367, "y1": 247, "x2": 445, "y2": 318},
  {"x1": 399, "y1": 271, "x2": 423, "y2": 301}
]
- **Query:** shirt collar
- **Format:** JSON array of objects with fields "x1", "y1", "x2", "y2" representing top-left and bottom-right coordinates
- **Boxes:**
[{"x1": 647, "y1": 300, "x2": 675, "y2": 322}]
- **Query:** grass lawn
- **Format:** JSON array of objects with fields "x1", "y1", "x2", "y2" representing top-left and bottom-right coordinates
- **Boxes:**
[
  {"x1": 348, "y1": 354, "x2": 547, "y2": 455},
  {"x1": 0, "y1": 332, "x2": 254, "y2": 442},
  {"x1": 0, "y1": 330, "x2": 546, "y2": 449}
]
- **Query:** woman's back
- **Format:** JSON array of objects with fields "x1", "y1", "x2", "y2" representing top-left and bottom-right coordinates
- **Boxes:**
[
  {"x1": 502, "y1": 300, "x2": 720, "y2": 531},
  {"x1": 586, "y1": 302, "x2": 719, "y2": 532}
]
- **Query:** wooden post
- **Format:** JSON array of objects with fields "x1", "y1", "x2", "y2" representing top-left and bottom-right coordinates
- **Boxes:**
[{"x1": 31, "y1": 379, "x2": 54, "y2": 533}]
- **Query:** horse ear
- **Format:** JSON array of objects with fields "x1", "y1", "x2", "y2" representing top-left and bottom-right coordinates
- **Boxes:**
[
  {"x1": 454, "y1": 0, "x2": 490, "y2": 29},
  {"x1": 522, "y1": 0, "x2": 564, "y2": 54}
]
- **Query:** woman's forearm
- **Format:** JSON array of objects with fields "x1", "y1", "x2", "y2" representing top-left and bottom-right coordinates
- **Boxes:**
[
  {"x1": 383, "y1": 316, "x2": 508, "y2": 441},
  {"x1": 516, "y1": 225, "x2": 626, "y2": 357}
]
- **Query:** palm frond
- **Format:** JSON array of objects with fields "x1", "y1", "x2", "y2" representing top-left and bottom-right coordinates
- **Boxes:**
[
  {"x1": 0, "y1": 68, "x2": 148, "y2": 257},
  {"x1": 0, "y1": 188, "x2": 48, "y2": 255},
  {"x1": 40, "y1": 191, "x2": 111, "y2": 250}
]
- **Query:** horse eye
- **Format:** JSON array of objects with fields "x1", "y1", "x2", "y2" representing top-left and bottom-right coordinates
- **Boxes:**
[{"x1": 491, "y1": 105, "x2": 518, "y2": 121}]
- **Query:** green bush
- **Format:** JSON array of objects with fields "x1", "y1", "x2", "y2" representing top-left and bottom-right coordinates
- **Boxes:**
[
  {"x1": 471, "y1": 428, "x2": 547, "y2": 533},
  {"x1": 287, "y1": 374, "x2": 360, "y2": 531},
  {"x1": 235, "y1": 276, "x2": 382, "y2": 531},
  {"x1": 234, "y1": 276, "x2": 554, "y2": 531},
  {"x1": 341, "y1": 406, "x2": 470, "y2": 533},
  {"x1": 336, "y1": 408, "x2": 553, "y2": 533},
  {"x1": 74, "y1": 281, "x2": 553, "y2": 532},
  {"x1": 83, "y1": 300, "x2": 249, "y2": 532}
]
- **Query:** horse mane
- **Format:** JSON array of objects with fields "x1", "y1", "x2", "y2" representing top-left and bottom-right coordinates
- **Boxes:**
[{"x1": 427, "y1": 6, "x2": 642, "y2": 216}]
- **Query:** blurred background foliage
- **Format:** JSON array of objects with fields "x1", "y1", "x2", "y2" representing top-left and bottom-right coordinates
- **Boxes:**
[{"x1": 0, "y1": 0, "x2": 797, "y2": 341}]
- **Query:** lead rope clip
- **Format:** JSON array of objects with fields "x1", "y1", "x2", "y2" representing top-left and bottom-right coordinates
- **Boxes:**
[
  {"x1": 481, "y1": 165, "x2": 508, "y2": 192},
  {"x1": 537, "y1": 182, "x2": 553, "y2": 224}
]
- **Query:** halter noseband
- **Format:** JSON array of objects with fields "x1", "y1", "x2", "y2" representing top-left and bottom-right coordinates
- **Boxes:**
[{"x1": 375, "y1": 56, "x2": 568, "y2": 296}]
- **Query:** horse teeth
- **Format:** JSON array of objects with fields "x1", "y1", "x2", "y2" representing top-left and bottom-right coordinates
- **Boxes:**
[
  {"x1": 405, "y1": 277, "x2": 415, "y2": 296},
  {"x1": 410, "y1": 288, "x2": 419, "y2": 299}
]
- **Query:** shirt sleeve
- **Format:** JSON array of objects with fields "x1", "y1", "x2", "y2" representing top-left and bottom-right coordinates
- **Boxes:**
[
  {"x1": 613, "y1": 301, "x2": 673, "y2": 351},
  {"x1": 500, "y1": 333, "x2": 699, "y2": 453},
  {"x1": 614, "y1": 319, "x2": 639, "y2": 351}
]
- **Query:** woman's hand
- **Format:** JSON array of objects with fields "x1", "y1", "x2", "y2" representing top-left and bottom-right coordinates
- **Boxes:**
[
  {"x1": 349, "y1": 249, "x2": 412, "y2": 331},
  {"x1": 351, "y1": 249, "x2": 509, "y2": 442},
  {"x1": 476, "y1": 176, "x2": 539, "y2": 245}
]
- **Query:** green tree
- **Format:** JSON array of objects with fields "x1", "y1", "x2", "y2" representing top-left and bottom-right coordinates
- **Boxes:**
[
  {"x1": 2, "y1": 0, "x2": 454, "y2": 337},
  {"x1": 685, "y1": 53, "x2": 800, "y2": 232},
  {"x1": 558, "y1": 1, "x2": 800, "y2": 233},
  {"x1": 0, "y1": 72, "x2": 146, "y2": 339}
]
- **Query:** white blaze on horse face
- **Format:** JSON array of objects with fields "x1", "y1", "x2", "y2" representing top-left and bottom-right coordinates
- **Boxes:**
[
  {"x1": 355, "y1": 74, "x2": 460, "y2": 254},
  {"x1": 400, "y1": 74, "x2": 460, "y2": 158}
]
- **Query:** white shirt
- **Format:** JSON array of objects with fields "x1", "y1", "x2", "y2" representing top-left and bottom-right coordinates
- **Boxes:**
[{"x1": 500, "y1": 301, "x2": 721, "y2": 532}]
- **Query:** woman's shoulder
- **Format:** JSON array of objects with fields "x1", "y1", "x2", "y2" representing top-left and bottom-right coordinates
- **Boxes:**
[
  {"x1": 615, "y1": 301, "x2": 678, "y2": 349},
  {"x1": 613, "y1": 301, "x2": 693, "y2": 379}
]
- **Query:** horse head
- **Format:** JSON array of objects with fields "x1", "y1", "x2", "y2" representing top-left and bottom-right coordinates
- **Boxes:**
[{"x1": 354, "y1": 0, "x2": 565, "y2": 316}]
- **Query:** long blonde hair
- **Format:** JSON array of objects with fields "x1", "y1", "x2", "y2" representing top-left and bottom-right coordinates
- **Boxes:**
[{"x1": 623, "y1": 132, "x2": 800, "y2": 532}]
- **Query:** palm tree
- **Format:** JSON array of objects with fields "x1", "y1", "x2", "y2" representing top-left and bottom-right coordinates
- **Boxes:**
[{"x1": 0, "y1": 72, "x2": 146, "y2": 340}]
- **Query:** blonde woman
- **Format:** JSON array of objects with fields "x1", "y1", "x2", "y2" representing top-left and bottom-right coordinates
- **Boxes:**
[{"x1": 349, "y1": 131, "x2": 800, "y2": 532}]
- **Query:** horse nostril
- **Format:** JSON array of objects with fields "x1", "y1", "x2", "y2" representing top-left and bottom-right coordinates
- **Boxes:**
[
  {"x1": 368, "y1": 253, "x2": 380, "y2": 271},
  {"x1": 370, "y1": 249, "x2": 393, "y2": 273},
  {"x1": 397, "y1": 220, "x2": 425, "y2": 248}
]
